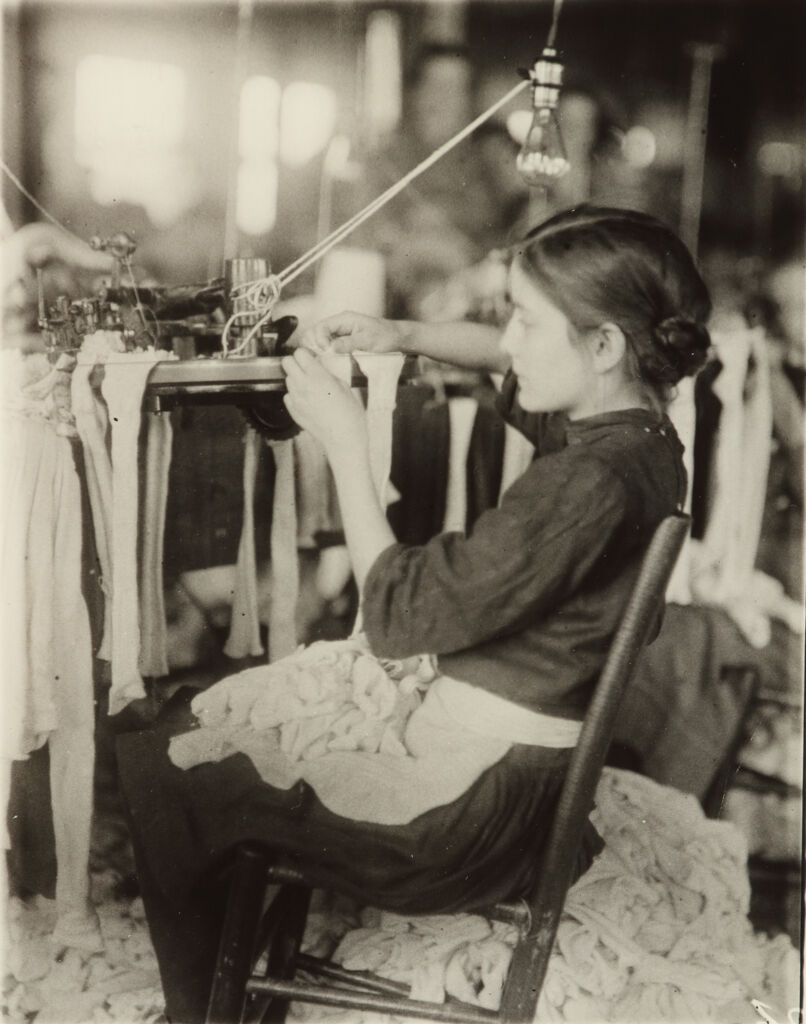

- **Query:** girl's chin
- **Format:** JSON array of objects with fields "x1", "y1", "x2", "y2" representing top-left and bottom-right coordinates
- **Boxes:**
[
  {"x1": 516, "y1": 390, "x2": 543, "y2": 413},
  {"x1": 516, "y1": 382, "x2": 556, "y2": 414}
]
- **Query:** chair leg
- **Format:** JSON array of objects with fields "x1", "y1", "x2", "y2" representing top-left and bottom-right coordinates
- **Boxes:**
[
  {"x1": 498, "y1": 911, "x2": 555, "y2": 1023},
  {"x1": 244, "y1": 883, "x2": 311, "y2": 1024},
  {"x1": 206, "y1": 845, "x2": 273, "y2": 1024}
]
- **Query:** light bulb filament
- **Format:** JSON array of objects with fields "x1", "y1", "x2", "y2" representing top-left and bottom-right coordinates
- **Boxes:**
[{"x1": 517, "y1": 48, "x2": 570, "y2": 188}]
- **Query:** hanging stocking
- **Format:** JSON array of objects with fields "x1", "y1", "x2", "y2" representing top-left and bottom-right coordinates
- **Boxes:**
[
  {"x1": 139, "y1": 410, "x2": 173, "y2": 678},
  {"x1": 224, "y1": 427, "x2": 265, "y2": 659},
  {"x1": 267, "y1": 439, "x2": 299, "y2": 663},
  {"x1": 101, "y1": 347, "x2": 173, "y2": 714},
  {"x1": 442, "y1": 396, "x2": 478, "y2": 534},
  {"x1": 71, "y1": 350, "x2": 115, "y2": 659}
]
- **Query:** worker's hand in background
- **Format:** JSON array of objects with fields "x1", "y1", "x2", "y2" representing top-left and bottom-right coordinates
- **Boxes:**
[
  {"x1": 3, "y1": 222, "x2": 115, "y2": 343},
  {"x1": 298, "y1": 310, "x2": 404, "y2": 355},
  {"x1": 282, "y1": 347, "x2": 367, "y2": 454}
]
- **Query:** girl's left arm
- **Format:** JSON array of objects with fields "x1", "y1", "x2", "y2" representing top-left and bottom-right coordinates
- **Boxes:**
[{"x1": 282, "y1": 349, "x2": 395, "y2": 589}]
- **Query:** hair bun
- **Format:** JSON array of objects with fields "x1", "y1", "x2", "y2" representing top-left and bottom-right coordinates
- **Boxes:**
[{"x1": 645, "y1": 315, "x2": 710, "y2": 384}]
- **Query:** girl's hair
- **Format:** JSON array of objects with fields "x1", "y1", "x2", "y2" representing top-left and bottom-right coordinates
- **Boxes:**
[{"x1": 517, "y1": 205, "x2": 712, "y2": 404}]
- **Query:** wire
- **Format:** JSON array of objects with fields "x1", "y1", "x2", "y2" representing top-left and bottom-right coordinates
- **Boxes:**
[
  {"x1": 276, "y1": 77, "x2": 530, "y2": 289},
  {"x1": 123, "y1": 254, "x2": 158, "y2": 345},
  {"x1": 1, "y1": 157, "x2": 92, "y2": 245},
  {"x1": 2, "y1": 52, "x2": 544, "y2": 361},
  {"x1": 546, "y1": 0, "x2": 565, "y2": 50},
  {"x1": 221, "y1": 273, "x2": 283, "y2": 356},
  {"x1": 215, "y1": 76, "x2": 529, "y2": 357}
]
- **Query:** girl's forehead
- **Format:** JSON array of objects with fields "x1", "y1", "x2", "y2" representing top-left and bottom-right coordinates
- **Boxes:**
[{"x1": 509, "y1": 259, "x2": 553, "y2": 311}]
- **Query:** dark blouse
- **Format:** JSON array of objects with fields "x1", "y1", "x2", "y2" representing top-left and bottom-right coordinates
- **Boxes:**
[{"x1": 363, "y1": 370, "x2": 686, "y2": 720}]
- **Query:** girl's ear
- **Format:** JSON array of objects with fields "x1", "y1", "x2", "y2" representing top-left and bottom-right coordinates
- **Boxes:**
[{"x1": 590, "y1": 322, "x2": 627, "y2": 374}]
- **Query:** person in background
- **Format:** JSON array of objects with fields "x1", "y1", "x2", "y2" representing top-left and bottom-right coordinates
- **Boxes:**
[
  {"x1": 2, "y1": 220, "x2": 114, "y2": 346},
  {"x1": 117, "y1": 205, "x2": 711, "y2": 1023}
]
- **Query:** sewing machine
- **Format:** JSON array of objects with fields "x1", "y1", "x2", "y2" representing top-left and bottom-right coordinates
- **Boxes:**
[{"x1": 35, "y1": 233, "x2": 413, "y2": 439}]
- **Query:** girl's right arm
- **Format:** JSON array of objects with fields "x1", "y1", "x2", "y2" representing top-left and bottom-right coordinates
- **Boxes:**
[{"x1": 299, "y1": 311, "x2": 509, "y2": 375}]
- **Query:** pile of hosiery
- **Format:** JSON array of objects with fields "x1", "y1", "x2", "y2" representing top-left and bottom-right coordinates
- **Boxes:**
[
  {"x1": 289, "y1": 768, "x2": 800, "y2": 1024},
  {"x1": 169, "y1": 636, "x2": 436, "y2": 776}
]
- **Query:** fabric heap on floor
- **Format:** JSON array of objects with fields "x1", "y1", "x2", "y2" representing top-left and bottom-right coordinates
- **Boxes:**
[
  {"x1": 290, "y1": 769, "x2": 800, "y2": 1024},
  {"x1": 2, "y1": 772, "x2": 798, "y2": 1024},
  {"x1": 2, "y1": 871, "x2": 163, "y2": 1024}
]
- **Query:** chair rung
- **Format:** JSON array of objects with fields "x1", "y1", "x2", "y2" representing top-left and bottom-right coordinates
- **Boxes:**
[
  {"x1": 486, "y1": 902, "x2": 530, "y2": 929},
  {"x1": 245, "y1": 978, "x2": 499, "y2": 1023},
  {"x1": 296, "y1": 953, "x2": 410, "y2": 996},
  {"x1": 265, "y1": 864, "x2": 307, "y2": 885}
]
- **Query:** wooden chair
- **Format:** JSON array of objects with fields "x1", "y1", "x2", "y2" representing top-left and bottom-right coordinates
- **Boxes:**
[{"x1": 205, "y1": 513, "x2": 691, "y2": 1024}]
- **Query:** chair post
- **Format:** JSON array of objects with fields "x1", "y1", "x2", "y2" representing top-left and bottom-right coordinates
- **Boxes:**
[
  {"x1": 207, "y1": 844, "x2": 272, "y2": 1024},
  {"x1": 499, "y1": 515, "x2": 691, "y2": 1022}
]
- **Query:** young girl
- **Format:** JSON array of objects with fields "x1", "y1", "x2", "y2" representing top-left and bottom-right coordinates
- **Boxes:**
[{"x1": 117, "y1": 206, "x2": 711, "y2": 1022}]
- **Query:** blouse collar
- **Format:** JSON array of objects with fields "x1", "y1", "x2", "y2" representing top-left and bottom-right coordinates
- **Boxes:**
[{"x1": 560, "y1": 407, "x2": 675, "y2": 446}]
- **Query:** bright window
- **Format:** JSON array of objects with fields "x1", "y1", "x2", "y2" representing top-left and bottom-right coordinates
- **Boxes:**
[
  {"x1": 364, "y1": 11, "x2": 402, "y2": 142},
  {"x1": 236, "y1": 75, "x2": 338, "y2": 235},
  {"x1": 237, "y1": 161, "x2": 279, "y2": 236},
  {"x1": 74, "y1": 55, "x2": 188, "y2": 225},
  {"x1": 239, "y1": 75, "x2": 281, "y2": 159},
  {"x1": 280, "y1": 82, "x2": 338, "y2": 168}
]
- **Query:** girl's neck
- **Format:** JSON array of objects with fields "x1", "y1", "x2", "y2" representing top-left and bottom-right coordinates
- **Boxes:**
[{"x1": 568, "y1": 380, "x2": 652, "y2": 420}]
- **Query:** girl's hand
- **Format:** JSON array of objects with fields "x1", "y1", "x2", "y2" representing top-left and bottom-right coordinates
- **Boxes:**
[
  {"x1": 282, "y1": 348, "x2": 366, "y2": 453},
  {"x1": 298, "y1": 310, "x2": 405, "y2": 355}
]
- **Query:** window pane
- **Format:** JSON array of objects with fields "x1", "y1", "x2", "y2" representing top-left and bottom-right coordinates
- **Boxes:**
[
  {"x1": 75, "y1": 54, "x2": 185, "y2": 157},
  {"x1": 237, "y1": 159, "x2": 278, "y2": 235},
  {"x1": 239, "y1": 76, "x2": 281, "y2": 159},
  {"x1": 365, "y1": 10, "x2": 402, "y2": 142},
  {"x1": 280, "y1": 82, "x2": 337, "y2": 167},
  {"x1": 74, "y1": 54, "x2": 188, "y2": 224}
]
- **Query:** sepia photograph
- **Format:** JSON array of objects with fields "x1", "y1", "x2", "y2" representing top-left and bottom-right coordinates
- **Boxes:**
[{"x1": 1, "y1": 0, "x2": 804, "y2": 1022}]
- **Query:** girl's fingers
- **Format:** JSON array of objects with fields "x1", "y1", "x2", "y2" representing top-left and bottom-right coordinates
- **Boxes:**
[
  {"x1": 306, "y1": 326, "x2": 332, "y2": 352},
  {"x1": 292, "y1": 347, "x2": 317, "y2": 369},
  {"x1": 331, "y1": 335, "x2": 359, "y2": 353},
  {"x1": 283, "y1": 392, "x2": 308, "y2": 428},
  {"x1": 281, "y1": 354, "x2": 298, "y2": 378}
]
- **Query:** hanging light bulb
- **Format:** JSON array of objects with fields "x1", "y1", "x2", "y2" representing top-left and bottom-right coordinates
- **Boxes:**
[{"x1": 516, "y1": 48, "x2": 570, "y2": 188}]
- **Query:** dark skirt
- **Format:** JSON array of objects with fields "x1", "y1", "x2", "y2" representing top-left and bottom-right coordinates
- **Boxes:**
[{"x1": 116, "y1": 690, "x2": 601, "y2": 1022}]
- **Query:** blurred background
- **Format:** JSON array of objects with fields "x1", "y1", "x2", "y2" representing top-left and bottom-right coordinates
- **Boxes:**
[{"x1": 3, "y1": 0, "x2": 804, "y2": 296}]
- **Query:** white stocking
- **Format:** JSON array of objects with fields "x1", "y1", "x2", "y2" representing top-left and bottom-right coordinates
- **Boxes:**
[
  {"x1": 49, "y1": 440, "x2": 99, "y2": 948},
  {"x1": 101, "y1": 349, "x2": 172, "y2": 713},
  {"x1": 71, "y1": 360, "x2": 114, "y2": 659},
  {"x1": 352, "y1": 351, "x2": 406, "y2": 512},
  {"x1": 139, "y1": 410, "x2": 173, "y2": 678},
  {"x1": 267, "y1": 439, "x2": 299, "y2": 663},
  {"x1": 442, "y1": 396, "x2": 478, "y2": 534},
  {"x1": 224, "y1": 428, "x2": 265, "y2": 659}
]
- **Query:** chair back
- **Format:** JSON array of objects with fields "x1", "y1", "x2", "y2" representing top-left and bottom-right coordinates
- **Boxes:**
[
  {"x1": 500, "y1": 513, "x2": 691, "y2": 1021},
  {"x1": 213, "y1": 514, "x2": 692, "y2": 1024}
]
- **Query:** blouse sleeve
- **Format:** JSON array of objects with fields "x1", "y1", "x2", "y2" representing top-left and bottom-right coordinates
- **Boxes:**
[{"x1": 362, "y1": 452, "x2": 630, "y2": 659}]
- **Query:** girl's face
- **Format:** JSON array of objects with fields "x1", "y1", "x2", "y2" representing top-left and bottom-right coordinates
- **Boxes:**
[{"x1": 499, "y1": 260, "x2": 596, "y2": 417}]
